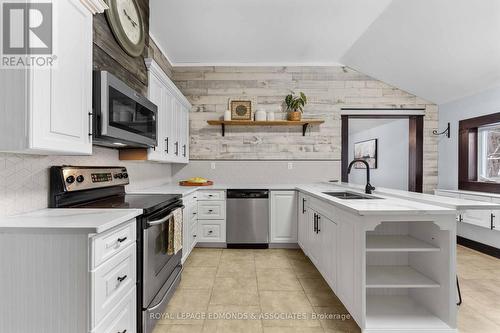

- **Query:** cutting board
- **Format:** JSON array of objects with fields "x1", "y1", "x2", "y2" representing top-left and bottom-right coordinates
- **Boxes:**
[{"x1": 179, "y1": 180, "x2": 214, "y2": 187}]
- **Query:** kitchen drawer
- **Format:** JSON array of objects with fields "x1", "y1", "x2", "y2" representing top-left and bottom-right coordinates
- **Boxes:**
[
  {"x1": 197, "y1": 200, "x2": 226, "y2": 219},
  {"x1": 91, "y1": 287, "x2": 136, "y2": 333},
  {"x1": 198, "y1": 220, "x2": 226, "y2": 242},
  {"x1": 92, "y1": 219, "x2": 136, "y2": 268},
  {"x1": 197, "y1": 190, "x2": 225, "y2": 201},
  {"x1": 92, "y1": 243, "x2": 136, "y2": 328}
]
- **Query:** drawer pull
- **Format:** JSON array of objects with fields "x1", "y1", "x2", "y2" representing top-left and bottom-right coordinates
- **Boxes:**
[
  {"x1": 208, "y1": 230, "x2": 213, "y2": 234},
  {"x1": 193, "y1": 234, "x2": 197, "y2": 238},
  {"x1": 117, "y1": 237, "x2": 127, "y2": 243},
  {"x1": 208, "y1": 194, "x2": 213, "y2": 197},
  {"x1": 208, "y1": 209, "x2": 213, "y2": 213},
  {"x1": 118, "y1": 330, "x2": 127, "y2": 333},
  {"x1": 193, "y1": 212, "x2": 197, "y2": 215},
  {"x1": 117, "y1": 275, "x2": 128, "y2": 283}
]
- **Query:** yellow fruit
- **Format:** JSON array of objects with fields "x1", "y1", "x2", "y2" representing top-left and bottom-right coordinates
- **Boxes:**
[{"x1": 187, "y1": 177, "x2": 208, "y2": 183}]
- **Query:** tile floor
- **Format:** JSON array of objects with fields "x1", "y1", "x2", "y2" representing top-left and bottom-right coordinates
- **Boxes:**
[{"x1": 153, "y1": 245, "x2": 500, "y2": 333}]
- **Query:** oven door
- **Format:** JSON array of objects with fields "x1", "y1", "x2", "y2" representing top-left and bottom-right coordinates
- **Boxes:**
[
  {"x1": 143, "y1": 204, "x2": 183, "y2": 308},
  {"x1": 97, "y1": 71, "x2": 158, "y2": 147}
]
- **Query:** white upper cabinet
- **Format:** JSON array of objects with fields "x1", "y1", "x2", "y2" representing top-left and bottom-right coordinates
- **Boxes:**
[
  {"x1": 0, "y1": 0, "x2": 98, "y2": 155},
  {"x1": 145, "y1": 59, "x2": 191, "y2": 163},
  {"x1": 270, "y1": 191, "x2": 298, "y2": 243}
]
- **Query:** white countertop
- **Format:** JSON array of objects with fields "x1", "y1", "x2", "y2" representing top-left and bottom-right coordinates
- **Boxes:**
[
  {"x1": 331, "y1": 182, "x2": 500, "y2": 210},
  {"x1": 0, "y1": 209, "x2": 143, "y2": 233},
  {"x1": 296, "y1": 184, "x2": 456, "y2": 216},
  {"x1": 130, "y1": 182, "x2": 459, "y2": 216},
  {"x1": 435, "y1": 188, "x2": 500, "y2": 200}
]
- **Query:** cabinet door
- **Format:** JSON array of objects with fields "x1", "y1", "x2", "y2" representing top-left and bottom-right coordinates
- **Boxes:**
[
  {"x1": 270, "y1": 191, "x2": 298, "y2": 243},
  {"x1": 337, "y1": 218, "x2": 355, "y2": 312},
  {"x1": 308, "y1": 209, "x2": 321, "y2": 267},
  {"x1": 491, "y1": 197, "x2": 500, "y2": 230},
  {"x1": 319, "y1": 214, "x2": 337, "y2": 291},
  {"x1": 147, "y1": 72, "x2": 164, "y2": 161},
  {"x1": 460, "y1": 194, "x2": 492, "y2": 229},
  {"x1": 297, "y1": 193, "x2": 308, "y2": 250},
  {"x1": 31, "y1": 0, "x2": 92, "y2": 154}
]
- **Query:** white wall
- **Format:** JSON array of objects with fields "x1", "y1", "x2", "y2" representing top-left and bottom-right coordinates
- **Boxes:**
[
  {"x1": 438, "y1": 85, "x2": 500, "y2": 248},
  {"x1": 438, "y1": 85, "x2": 500, "y2": 189},
  {"x1": 0, "y1": 147, "x2": 172, "y2": 217},
  {"x1": 348, "y1": 118, "x2": 409, "y2": 190}
]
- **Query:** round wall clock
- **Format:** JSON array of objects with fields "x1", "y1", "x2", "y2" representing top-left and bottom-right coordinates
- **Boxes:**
[{"x1": 105, "y1": 0, "x2": 145, "y2": 57}]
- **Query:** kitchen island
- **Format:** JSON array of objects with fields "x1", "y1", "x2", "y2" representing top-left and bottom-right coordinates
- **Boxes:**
[{"x1": 130, "y1": 181, "x2": 500, "y2": 333}]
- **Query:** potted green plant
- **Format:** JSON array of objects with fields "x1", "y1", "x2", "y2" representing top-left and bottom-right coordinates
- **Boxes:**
[{"x1": 285, "y1": 91, "x2": 307, "y2": 121}]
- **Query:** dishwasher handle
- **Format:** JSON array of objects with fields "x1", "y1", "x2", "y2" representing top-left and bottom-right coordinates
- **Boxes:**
[{"x1": 227, "y1": 189, "x2": 269, "y2": 199}]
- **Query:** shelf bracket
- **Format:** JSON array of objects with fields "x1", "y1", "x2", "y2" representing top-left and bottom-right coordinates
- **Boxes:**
[
  {"x1": 221, "y1": 124, "x2": 225, "y2": 137},
  {"x1": 302, "y1": 123, "x2": 309, "y2": 136}
]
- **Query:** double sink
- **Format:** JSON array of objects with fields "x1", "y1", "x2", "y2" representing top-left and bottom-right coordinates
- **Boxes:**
[{"x1": 322, "y1": 191, "x2": 382, "y2": 200}]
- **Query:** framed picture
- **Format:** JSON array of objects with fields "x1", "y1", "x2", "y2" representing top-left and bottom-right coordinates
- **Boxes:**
[
  {"x1": 230, "y1": 100, "x2": 252, "y2": 120},
  {"x1": 354, "y1": 139, "x2": 378, "y2": 169}
]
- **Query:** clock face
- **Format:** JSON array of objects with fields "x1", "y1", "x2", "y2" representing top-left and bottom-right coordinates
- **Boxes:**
[
  {"x1": 105, "y1": 0, "x2": 145, "y2": 57},
  {"x1": 116, "y1": 0, "x2": 141, "y2": 44}
]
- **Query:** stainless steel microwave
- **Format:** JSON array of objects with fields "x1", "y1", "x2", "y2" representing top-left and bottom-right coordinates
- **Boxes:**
[{"x1": 92, "y1": 71, "x2": 158, "y2": 148}]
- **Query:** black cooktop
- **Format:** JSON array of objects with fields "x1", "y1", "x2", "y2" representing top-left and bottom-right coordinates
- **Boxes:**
[{"x1": 71, "y1": 193, "x2": 181, "y2": 215}]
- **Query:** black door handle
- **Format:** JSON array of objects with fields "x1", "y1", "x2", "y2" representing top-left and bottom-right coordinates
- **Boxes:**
[
  {"x1": 317, "y1": 215, "x2": 321, "y2": 233},
  {"x1": 491, "y1": 213, "x2": 496, "y2": 230},
  {"x1": 313, "y1": 213, "x2": 317, "y2": 232},
  {"x1": 302, "y1": 198, "x2": 306, "y2": 213},
  {"x1": 117, "y1": 275, "x2": 127, "y2": 283}
]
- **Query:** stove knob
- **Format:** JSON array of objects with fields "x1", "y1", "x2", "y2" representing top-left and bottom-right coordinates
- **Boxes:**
[
  {"x1": 66, "y1": 175, "x2": 75, "y2": 184},
  {"x1": 117, "y1": 173, "x2": 123, "y2": 179},
  {"x1": 123, "y1": 173, "x2": 128, "y2": 179},
  {"x1": 76, "y1": 175, "x2": 85, "y2": 183}
]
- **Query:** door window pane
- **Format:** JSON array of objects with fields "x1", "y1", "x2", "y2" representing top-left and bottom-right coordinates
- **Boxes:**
[{"x1": 478, "y1": 123, "x2": 500, "y2": 182}]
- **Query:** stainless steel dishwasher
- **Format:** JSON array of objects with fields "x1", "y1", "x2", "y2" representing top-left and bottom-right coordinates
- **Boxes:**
[{"x1": 226, "y1": 189, "x2": 269, "y2": 248}]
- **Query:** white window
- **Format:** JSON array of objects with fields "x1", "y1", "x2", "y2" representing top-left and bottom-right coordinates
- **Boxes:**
[{"x1": 478, "y1": 123, "x2": 500, "y2": 182}]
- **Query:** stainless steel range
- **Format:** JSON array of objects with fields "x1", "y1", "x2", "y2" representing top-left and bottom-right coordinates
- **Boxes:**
[{"x1": 49, "y1": 166, "x2": 183, "y2": 333}]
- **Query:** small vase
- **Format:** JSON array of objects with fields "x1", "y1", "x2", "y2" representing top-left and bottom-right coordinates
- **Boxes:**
[
  {"x1": 224, "y1": 109, "x2": 231, "y2": 121},
  {"x1": 288, "y1": 111, "x2": 302, "y2": 121},
  {"x1": 255, "y1": 108, "x2": 267, "y2": 121}
]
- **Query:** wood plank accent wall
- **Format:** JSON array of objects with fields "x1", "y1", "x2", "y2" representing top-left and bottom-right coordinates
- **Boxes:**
[
  {"x1": 172, "y1": 66, "x2": 438, "y2": 192},
  {"x1": 92, "y1": 0, "x2": 173, "y2": 95}
]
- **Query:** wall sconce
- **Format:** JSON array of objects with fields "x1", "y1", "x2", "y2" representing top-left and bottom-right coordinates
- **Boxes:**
[{"x1": 433, "y1": 122, "x2": 450, "y2": 138}]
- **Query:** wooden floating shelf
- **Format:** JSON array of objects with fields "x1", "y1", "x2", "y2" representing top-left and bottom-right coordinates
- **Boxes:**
[{"x1": 206, "y1": 119, "x2": 325, "y2": 136}]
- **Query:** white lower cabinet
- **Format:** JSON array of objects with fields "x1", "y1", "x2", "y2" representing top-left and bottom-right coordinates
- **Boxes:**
[
  {"x1": 198, "y1": 220, "x2": 226, "y2": 242},
  {"x1": 270, "y1": 191, "x2": 298, "y2": 243},
  {"x1": 182, "y1": 192, "x2": 198, "y2": 263},
  {"x1": 298, "y1": 193, "x2": 338, "y2": 293},
  {"x1": 0, "y1": 217, "x2": 138, "y2": 333},
  {"x1": 435, "y1": 189, "x2": 497, "y2": 230},
  {"x1": 196, "y1": 190, "x2": 226, "y2": 244}
]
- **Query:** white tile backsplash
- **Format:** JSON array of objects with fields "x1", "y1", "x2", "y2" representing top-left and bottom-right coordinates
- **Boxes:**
[{"x1": 0, "y1": 147, "x2": 172, "y2": 216}]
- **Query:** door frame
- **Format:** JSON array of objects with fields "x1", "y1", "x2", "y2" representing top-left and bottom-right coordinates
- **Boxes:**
[{"x1": 341, "y1": 111, "x2": 424, "y2": 193}]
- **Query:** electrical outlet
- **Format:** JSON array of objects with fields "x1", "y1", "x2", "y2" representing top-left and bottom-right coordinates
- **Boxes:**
[
  {"x1": 287, "y1": 162, "x2": 293, "y2": 170},
  {"x1": 211, "y1": 162, "x2": 216, "y2": 169}
]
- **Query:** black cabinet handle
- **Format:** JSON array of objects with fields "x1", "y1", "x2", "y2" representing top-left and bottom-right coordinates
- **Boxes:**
[
  {"x1": 491, "y1": 213, "x2": 496, "y2": 230},
  {"x1": 117, "y1": 275, "x2": 127, "y2": 283},
  {"x1": 208, "y1": 209, "x2": 213, "y2": 212},
  {"x1": 118, "y1": 330, "x2": 127, "y2": 333},
  {"x1": 88, "y1": 112, "x2": 93, "y2": 137},
  {"x1": 317, "y1": 215, "x2": 321, "y2": 233},
  {"x1": 165, "y1": 137, "x2": 169, "y2": 153},
  {"x1": 313, "y1": 213, "x2": 317, "y2": 233},
  {"x1": 183, "y1": 144, "x2": 186, "y2": 157},
  {"x1": 117, "y1": 237, "x2": 127, "y2": 243},
  {"x1": 302, "y1": 198, "x2": 306, "y2": 214},
  {"x1": 458, "y1": 214, "x2": 463, "y2": 222},
  {"x1": 175, "y1": 142, "x2": 179, "y2": 156}
]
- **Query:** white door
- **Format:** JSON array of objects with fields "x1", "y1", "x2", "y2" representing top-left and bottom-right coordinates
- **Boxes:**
[
  {"x1": 320, "y1": 214, "x2": 337, "y2": 291},
  {"x1": 270, "y1": 191, "x2": 298, "y2": 243},
  {"x1": 460, "y1": 194, "x2": 492, "y2": 229},
  {"x1": 31, "y1": 0, "x2": 92, "y2": 154}
]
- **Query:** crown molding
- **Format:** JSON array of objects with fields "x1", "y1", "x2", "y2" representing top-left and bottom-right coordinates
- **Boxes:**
[
  {"x1": 169, "y1": 61, "x2": 344, "y2": 67},
  {"x1": 80, "y1": 0, "x2": 108, "y2": 14}
]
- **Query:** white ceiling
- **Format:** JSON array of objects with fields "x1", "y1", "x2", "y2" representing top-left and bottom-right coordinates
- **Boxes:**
[
  {"x1": 150, "y1": 0, "x2": 500, "y2": 104},
  {"x1": 149, "y1": 0, "x2": 392, "y2": 65}
]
